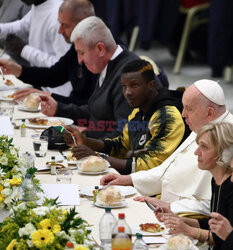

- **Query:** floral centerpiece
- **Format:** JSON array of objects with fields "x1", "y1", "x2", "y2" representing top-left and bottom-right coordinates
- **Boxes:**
[
  {"x1": 0, "y1": 136, "x2": 40, "y2": 210},
  {"x1": 0, "y1": 199, "x2": 94, "y2": 249}
]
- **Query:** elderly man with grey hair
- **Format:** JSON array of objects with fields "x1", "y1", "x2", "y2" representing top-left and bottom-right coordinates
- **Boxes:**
[
  {"x1": 38, "y1": 16, "x2": 138, "y2": 139},
  {"x1": 101, "y1": 79, "x2": 233, "y2": 216}
]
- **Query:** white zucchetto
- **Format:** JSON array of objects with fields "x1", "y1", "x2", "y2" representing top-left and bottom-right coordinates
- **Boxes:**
[{"x1": 194, "y1": 79, "x2": 225, "y2": 105}]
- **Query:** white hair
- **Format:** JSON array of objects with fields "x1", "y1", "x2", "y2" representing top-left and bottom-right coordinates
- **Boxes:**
[
  {"x1": 70, "y1": 16, "x2": 115, "y2": 49},
  {"x1": 222, "y1": 145, "x2": 233, "y2": 167}
]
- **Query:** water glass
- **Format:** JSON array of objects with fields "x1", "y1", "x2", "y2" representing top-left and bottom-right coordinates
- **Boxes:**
[
  {"x1": 0, "y1": 104, "x2": 14, "y2": 120},
  {"x1": 56, "y1": 168, "x2": 72, "y2": 184},
  {"x1": 32, "y1": 134, "x2": 48, "y2": 157}
]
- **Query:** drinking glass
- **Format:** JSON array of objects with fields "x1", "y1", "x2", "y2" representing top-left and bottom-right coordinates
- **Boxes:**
[
  {"x1": 0, "y1": 103, "x2": 14, "y2": 120},
  {"x1": 56, "y1": 168, "x2": 72, "y2": 184},
  {"x1": 32, "y1": 134, "x2": 48, "y2": 157}
]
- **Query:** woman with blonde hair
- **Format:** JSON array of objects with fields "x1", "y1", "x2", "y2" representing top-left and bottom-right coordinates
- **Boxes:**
[{"x1": 156, "y1": 122, "x2": 233, "y2": 250}]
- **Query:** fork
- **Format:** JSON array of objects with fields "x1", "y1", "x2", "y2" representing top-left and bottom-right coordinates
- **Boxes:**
[
  {"x1": 0, "y1": 66, "x2": 5, "y2": 81},
  {"x1": 144, "y1": 199, "x2": 164, "y2": 216}
]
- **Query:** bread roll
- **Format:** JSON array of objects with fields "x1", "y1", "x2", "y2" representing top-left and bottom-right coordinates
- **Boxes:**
[
  {"x1": 23, "y1": 94, "x2": 40, "y2": 109},
  {"x1": 81, "y1": 155, "x2": 106, "y2": 172},
  {"x1": 167, "y1": 235, "x2": 192, "y2": 250},
  {"x1": 98, "y1": 186, "x2": 122, "y2": 205}
]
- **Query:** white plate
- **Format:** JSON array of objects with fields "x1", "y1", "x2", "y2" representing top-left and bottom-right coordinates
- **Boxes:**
[
  {"x1": 18, "y1": 104, "x2": 41, "y2": 112},
  {"x1": 80, "y1": 185, "x2": 137, "y2": 197},
  {"x1": 0, "y1": 91, "x2": 14, "y2": 101},
  {"x1": 131, "y1": 224, "x2": 168, "y2": 236},
  {"x1": 94, "y1": 200, "x2": 127, "y2": 209},
  {"x1": 77, "y1": 167, "x2": 109, "y2": 175},
  {"x1": 25, "y1": 117, "x2": 73, "y2": 129}
]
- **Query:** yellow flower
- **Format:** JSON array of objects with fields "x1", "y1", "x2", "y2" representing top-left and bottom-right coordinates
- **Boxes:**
[
  {"x1": 0, "y1": 193, "x2": 4, "y2": 202},
  {"x1": 52, "y1": 224, "x2": 61, "y2": 234},
  {"x1": 0, "y1": 149, "x2": 3, "y2": 156},
  {"x1": 10, "y1": 178, "x2": 22, "y2": 186},
  {"x1": 32, "y1": 229, "x2": 54, "y2": 248},
  {"x1": 0, "y1": 185, "x2": 3, "y2": 191},
  {"x1": 6, "y1": 239, "x2": 16, "y2": 250},
  {"x1": 39, "y1": 219, "x2": 52, "y2": 230},
  {"x1": 74, "y1": 246, "x2": 89, "y2": 250},
  {"x1": 62, "y1": 209, "x2": 67, "y2": 215}
]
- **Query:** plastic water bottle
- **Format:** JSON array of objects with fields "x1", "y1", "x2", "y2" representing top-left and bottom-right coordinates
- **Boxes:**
[
  {"x1": 132, "y1": 233, "x2": 148, "y2": 250},
  {"x1": 112, "y1": 226, "x2": 132, "y2": 250},
  {"x1": 99, "y1": 207, "x2": 117, "y2": 250},
  {"x1": 112, "y1": 213, "x2": 132, "y2": 240},
  {"x1": 21, "y1": 174, "x2": 37, "y2": 201}
]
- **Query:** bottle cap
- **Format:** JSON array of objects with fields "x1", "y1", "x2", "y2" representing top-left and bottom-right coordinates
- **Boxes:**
[
  {"x1": 118, "y1": 213, "x2": 125, "y2": 219},
  {"x1": 136, "y1": 233, "x2": 143, "y2": 239},
  {"x1": 94, "y1": 186, "x2": 99, "y2": 190},
  {"x1": 22, "y1": 119, "x2": 25, "y2": 122},
  {"x1": 25, "y1": 173, "x2": 31, "y2": 178},
  {"x1": 105, "y1": 207, "x2": 111, "y2": 212},
  {"x1": 118, "y1": 226, "x2": 125, "y2": 232},
  {"x1": 51, "y1": 156, "x2": 55, "y2": 160}
]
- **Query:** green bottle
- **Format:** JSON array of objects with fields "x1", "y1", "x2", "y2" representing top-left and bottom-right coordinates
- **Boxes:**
[{"x1": 21, "y1": 119, "x2": 26, "y2": 137}]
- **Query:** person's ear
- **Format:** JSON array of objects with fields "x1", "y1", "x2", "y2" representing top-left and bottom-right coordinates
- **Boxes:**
[
  {"x1": 95, "y1": 42, "x2": 106, "y2": 57},
  {"x1": 207, "y1": 106, "x2": 215, "y2": 121},
  {"x1": 148, "y1": 80, "x2": 155, "y2": 90}
]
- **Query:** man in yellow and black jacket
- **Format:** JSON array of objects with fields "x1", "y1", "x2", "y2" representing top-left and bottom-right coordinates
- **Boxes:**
[{"x1": 65, "y1": 59, "x2": 188, "y2": 174}]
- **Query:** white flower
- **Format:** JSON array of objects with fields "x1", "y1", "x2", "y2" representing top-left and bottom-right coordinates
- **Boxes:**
[
  {"x1": 3, "y1": 181, "x2": 10, "y2": 188},
  {"x1": 19, "y1": 223, "x2": 36, "y2": 237},
  {"x1": 32, "y1": 206, "x2": 49, "y2": 216},
  {"x1": 1, "y1": 188, "x2": 12, "y2": 197},
  {"x1": 0, "y1": 156, "x2": 8, "y2": 165},
  {"x1": 10, "y1": 148, "x2": 17, "y2": 156},
  {"x1": 26, "y1": 239, "x2": 34, "y2": 248},
  {"x1": 17, "y1": 202, "x2": 27, "y2": 211},
  {"x1": 56, "y1": 230, "x2": 69, "y2": 240}
]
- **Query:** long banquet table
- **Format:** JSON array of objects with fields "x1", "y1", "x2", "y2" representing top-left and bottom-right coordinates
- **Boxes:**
[{"x1": 0, "y1": 85, "x2": 165, "y2": 249}]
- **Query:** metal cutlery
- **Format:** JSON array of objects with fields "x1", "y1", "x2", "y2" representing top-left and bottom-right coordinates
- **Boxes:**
[{"x1": 144, "y1": 199, "x2": 164, "y2": 216}]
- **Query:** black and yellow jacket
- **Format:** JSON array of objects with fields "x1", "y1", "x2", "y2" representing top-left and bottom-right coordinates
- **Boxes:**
[{"x1": 104, "y1": 88, "x2": 185, "y2": 174}]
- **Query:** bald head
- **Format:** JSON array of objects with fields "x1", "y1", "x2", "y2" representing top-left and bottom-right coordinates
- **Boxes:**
[
  {"x1": 182, "y1": 84, "x2": 226, "y2": 133},
  {"x1": 58, "y1": 0, "x2": 95, "y2": 43},
  {"x1": 60, "y1": 0, "x2": 95, "y2": 22}
]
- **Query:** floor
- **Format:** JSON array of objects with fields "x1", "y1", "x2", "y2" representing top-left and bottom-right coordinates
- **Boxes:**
[{"x1": 135, "y1": 43, "x2": 233, "y2": 113}]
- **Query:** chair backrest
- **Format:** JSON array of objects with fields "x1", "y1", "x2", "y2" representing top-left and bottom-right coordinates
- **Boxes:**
[{"x1": 181, "y1": 0, "x2": 210, "y2": 9}]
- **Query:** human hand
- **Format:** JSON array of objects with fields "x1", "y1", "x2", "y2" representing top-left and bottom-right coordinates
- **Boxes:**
[
  {"x1": 13, "y1": 88, "x2": 50, "y2": 102},
  {"x1": 134, "y1": 196, "x2": 171, "y2": 214},
  {"x1": 163, "y1": 213, "x2": 191, "y2": 235},
  {"x1": 209, "y1": 212, "x2": 233, "y2": 240},
  {"x1": 64, "y1": 125, "x2": 85, "y2": 146},
  {"x1": 71, "y1": 145, "x2": 96, "y2": 159},
  {"x1": 0, "y1": 59, "x2": 22, "y2": 77},
  {"x1": 100, "y1": 173, "x2": 133, "y2": 186},
  {"x1": 40, "y1": 94, "x2": 57, "y2": 116},
  {"x1": 5, "y1": 34, "x2": 25, "y2": 56}
]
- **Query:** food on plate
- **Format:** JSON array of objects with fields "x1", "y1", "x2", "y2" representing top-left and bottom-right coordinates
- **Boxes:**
[
  {"x1": 29, "y1": 118, "x2": 48, "y2": 125},
  {"x1": 28, "y1": 118, "x2": 64, "y2": 126},
  {"x1": 66, "y1": 152, "x2": 77, "y2": 162},
  {"x1": 23, "y1": 94, "x2": 40, "y2": 109},
  {"x1": 167, "y1": 235, "x2": 193, "y2": 250},
  {"x1": 6, "y1": 94, "x2": 13, "y2": 99},
  {"x1": 98, "y1": 186, "x2": 122, "y2": 205},
  {"x1": 5, "y1": 79, "x2": 14, "y2": 86},
  {"x1": 80, "y1": 155, "x2": 106, "y2": 172},
  {"x1": 139, "y1": 223, "x2": 165, "y2": 233}
]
